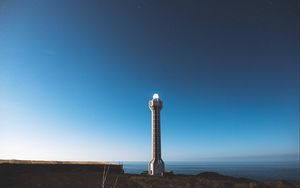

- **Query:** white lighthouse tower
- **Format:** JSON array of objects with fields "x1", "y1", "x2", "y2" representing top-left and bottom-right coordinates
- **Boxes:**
[{"x1": 148, "y1": 93, "x2": 165, "y2": 176}]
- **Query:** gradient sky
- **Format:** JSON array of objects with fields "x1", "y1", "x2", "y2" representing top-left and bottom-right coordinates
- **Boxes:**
[{"x1": 0, "y1": 0, "x2": 299, "y2": 161}]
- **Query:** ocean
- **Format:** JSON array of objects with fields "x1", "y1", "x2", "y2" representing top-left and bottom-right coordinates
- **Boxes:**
[{"x1": 122, "y1": 161, "x2": 300, "y2": 181}]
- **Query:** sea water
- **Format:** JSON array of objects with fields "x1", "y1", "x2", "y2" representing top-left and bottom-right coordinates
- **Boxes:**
[{"x1": 122, "y1": 161, "x2": 300, "y2": 181}]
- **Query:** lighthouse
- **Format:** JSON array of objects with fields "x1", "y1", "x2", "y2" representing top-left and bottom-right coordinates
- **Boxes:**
[{"x1": 148, "y1": 93, "x2": 165, "y2": 176}]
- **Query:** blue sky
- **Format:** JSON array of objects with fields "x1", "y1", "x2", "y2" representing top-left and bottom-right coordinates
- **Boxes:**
[{"x1": 0, "y1": 0, "x2": 299, "y2": 161}]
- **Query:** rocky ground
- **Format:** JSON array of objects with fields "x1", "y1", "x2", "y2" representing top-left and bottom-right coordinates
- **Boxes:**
[{"x1": 117, "y1": 172, "x2": 300, "y2": 188}]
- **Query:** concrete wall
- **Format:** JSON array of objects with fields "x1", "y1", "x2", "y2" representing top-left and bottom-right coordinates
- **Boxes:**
[{"x1": 0, "y1": 160, "x2": 123, "y2": 188}]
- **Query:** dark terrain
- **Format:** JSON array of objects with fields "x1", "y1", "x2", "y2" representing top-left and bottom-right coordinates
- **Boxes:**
[{"x1": 0, "y1": 160, "x2": 299, "y2": 188}]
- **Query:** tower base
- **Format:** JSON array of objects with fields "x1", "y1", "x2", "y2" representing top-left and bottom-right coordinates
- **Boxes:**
[{"x1": 148, "y1": 158, "x2": 165, "y2": 176}]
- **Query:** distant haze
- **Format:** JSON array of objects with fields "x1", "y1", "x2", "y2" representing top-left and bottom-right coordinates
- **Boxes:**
[{"x1": 0, "y1": 0, "x2": 299, "y2": 161}]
